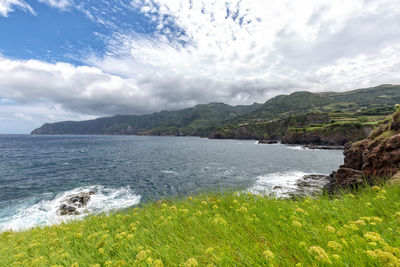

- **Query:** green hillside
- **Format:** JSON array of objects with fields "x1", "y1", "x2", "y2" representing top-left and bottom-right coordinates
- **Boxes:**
[
  {"x1": 31, "y1": 84, "x2": 400, "y2": 138},
  {"x1": 31, "y1": 103, "x2": 262, "y2": 136}
]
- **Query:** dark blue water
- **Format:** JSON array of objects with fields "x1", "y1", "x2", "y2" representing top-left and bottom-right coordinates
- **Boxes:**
[{"x1": 0, "y1": 135, "x2": 343, "y2": 230}]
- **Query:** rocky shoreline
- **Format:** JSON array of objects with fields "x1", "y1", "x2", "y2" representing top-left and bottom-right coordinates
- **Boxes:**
[
  {"x1": 324, "y1": 109, "x2": 400, "y2": 193},
  {"x1": 58, "y1": 191, "x2": 95, "y2": 215}
]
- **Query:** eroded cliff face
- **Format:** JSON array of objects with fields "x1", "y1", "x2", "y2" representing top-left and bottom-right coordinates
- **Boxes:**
[{"x1": 325, "y1": 110, "x2": 400, "y2": 192}]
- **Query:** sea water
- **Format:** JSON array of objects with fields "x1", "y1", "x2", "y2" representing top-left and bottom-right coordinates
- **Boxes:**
[{"x1": 0, "y1": 135, "x2": 343, "y2": 231}]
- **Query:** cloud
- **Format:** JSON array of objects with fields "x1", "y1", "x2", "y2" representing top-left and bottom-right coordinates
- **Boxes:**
[
  {"x1": 2, "y1": 0, "x2": 400, "y2": 133},
  {"x1": 37, "y1": 0, "x2": 73, "y2": 10},
  {"x1": 0, "y1": 0, "x2": 35, "y2": 16}
]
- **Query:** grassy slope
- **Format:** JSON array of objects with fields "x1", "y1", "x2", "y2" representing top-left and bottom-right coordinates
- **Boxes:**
[
  {"x1": 32, "y1": 84, "x2": 400, "y2": 137},
  {"x1": 1, "y1": 185, "x2": 400, "y2": 266}
]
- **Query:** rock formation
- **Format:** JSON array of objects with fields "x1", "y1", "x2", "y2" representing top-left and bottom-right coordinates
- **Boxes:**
[
  {"x1": 58, "y1": 191, "x2": 95, "y2": 215},
  {"x1": 325, "y1": 109, "x2": 400, "y2": 192}
]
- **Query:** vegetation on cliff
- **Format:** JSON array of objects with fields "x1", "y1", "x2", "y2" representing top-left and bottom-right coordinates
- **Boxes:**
[
  {"x1": 1, "y1": 185, "x2": 400, "y2": 266},
  {"x1": 326, "y1": 108, "x2": 400, "y2": 191},
  {"x1": 31, "y1": 84, "x2": 400, "y2": 140}
]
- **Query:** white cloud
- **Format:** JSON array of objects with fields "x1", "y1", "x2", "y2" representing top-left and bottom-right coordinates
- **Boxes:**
[
  {"x1": 2, "y1": 0, "x2": 400, "y2": 133},
  {"x1": 37, "y1": 0, "x2": 72, "y2": 10},
  {"x1": 0, "y1": 0, "x2": 35, "y2": 16}
]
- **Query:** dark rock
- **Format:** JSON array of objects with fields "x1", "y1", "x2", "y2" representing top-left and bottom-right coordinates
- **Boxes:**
[
  {"x1": 58, "y1": 191, "x2": 95, "y2": 215},
  {"x1": 258, "y1": 140, "x2": 278, "y2": 144},
  {"x1": 325, "y1": 110, "x2": 400, "y2": 193},
  {"x1": 342, "y1": 142, "x2": 365, "y2": 170},
  {"x1": 303, "y1": 144, "x2": 345, "y2": 150},
  {"x1": 273, "y1": 174, "x2": 330, "y2": 198}
]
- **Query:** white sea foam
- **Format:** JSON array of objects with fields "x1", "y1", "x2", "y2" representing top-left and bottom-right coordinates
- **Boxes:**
[
  {"x1": 0, "y1": 185, "x2": 141, "y2": 232},
  {"x1": 248, "y1": 171, "x2": 310, "y2": 197},
  {"x1": 161, "y1": 170, "x2": 178, "y2": 175},
  {"x1": 286, "y1": 145, "x2": 307, "y2": 150}
]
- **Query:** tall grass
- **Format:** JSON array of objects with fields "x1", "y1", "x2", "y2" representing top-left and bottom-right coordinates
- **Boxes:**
[{"x1": 1, "y1": 184, "x2": 400, "y2": 266}]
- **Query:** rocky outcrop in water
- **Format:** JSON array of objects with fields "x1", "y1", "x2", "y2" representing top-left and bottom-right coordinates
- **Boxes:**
[
  {"x1": 325, "y1": 109, "x2": 400, "y2": 192},
  {"x1": 58, "y1": 191, "x2": 95, "y2": 215},
  {"x1": 271, "y1": 174, "x2": 330, "y2": 198},
  {"x1": 303, "y1": 144, "x2": 345, "y2": 150},
  {"x1": 258, "y1": 140, "x2": 279, "y2": 144}
]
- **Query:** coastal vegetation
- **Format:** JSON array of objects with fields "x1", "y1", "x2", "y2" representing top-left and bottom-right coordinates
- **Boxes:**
[
  {"x1": 31, "y1": 84, "x2": 400, "y2": 144},
  {"x1": 1, "y1": 184, "x2": 400, "y2": 266}
]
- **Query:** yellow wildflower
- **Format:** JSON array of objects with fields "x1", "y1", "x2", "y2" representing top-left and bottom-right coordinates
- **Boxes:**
[
  {"x1": 213, "y1": 217, "x2": 227, "y2": 226},
  {"x1": 308, "y1": 246, "x2": 330, "y2": 263},
  {"x1": 332, "y1": 254, "x2": 340, "y2": 261},
  {"x1": 292, "y1": 220, "x2": 302, "y2": 227},
  {"x1": 376, "y1": 195, "x2": 386, "y2": 200},
  {"x1": 296, "y1": 208, "x2": 306, "y2": 214},
  {"x1": 327, "y1": 241, "x2": 342, "y2": 251},
  {"x1": 161, "y1": 203, "x2": 167, "y2": 208},
  {"x1": 127, "y1": 234, "x2": 134, "y2": 239},
  {"x1": 153, "y1": 259, "x2": 164, "y2": 267},
  {"x1": 136, "y1": 250, "x2": 147, "y2": 261},
  {"x1": 384, "y1": 246, "x2": 400, "y2": 258},
  {"x1": 372, "y1": 186, "x2": 380, "y2": 191},
  {"x1": 71, "y1": 263, "x2": 79, "y2": 267},
  {"x1": 367, "y1": 249, "x2": 400, "y2": 266},
  {"x1": 75, "y1": 233, "x2": 82, "y2": 239},
  {"x1": 184, "y1": 258, "x2": 198, "y2": 267},
  {"x1": 237, "y1": 207, "x2": 247, "y2": 213},
  {"x1": 201, "y1": 201, "x2": 207, "y2": 206},
  {"x1": 364, "y1": 232, "x2": 385, "y2": 243},
  {"x1": 98, "y1": 248, "x2": 104, "y2": 254},
  {"x1": 146, "y1": 257, "x2": 153, "y2": 264},
  {"x1": 170, "y1": 205, "x2": 177, "y2": 211},
  {"x1": 116, "y1": 260, "x2": 127, "y2": 266},
  {"x1": 263, "y1": 250, "x2": 274, "y2": 261},
  {"x1": 354, "y1": 219, "x2": 366, "y2": 226},
  {"x1": 205, "y1": 247, "x2": 214, "y2": 254},
  {"x1": 195, "y1": 211, "x2": 202, "y2": 216},
  {"x1": 325, "y1": 225, "x2": 336, "y2": 233},
  {"x1": 380, "y1": 189, "x2": 387, "y2": 194},
  {"x1": 187, "y1": 196, "x2": 192, "y2": 201},
  {"x1": 369, "y1": 242, "x2": 377, "y2": 246},
  {"x1": 233, "y1": 200, "x2": 239, "y2": 204},
  {"x1": 60, "y1": 252, "x2": 69, "y2": 259},
  {"x1": 212, "y1": 205, "x2": 218, "y2": 209}
]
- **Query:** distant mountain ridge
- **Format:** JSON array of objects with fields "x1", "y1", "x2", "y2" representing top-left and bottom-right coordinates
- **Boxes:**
[
  {"x1": 32, "y1": 84, "x2": 400, "y2": 137},
  {"x1": 32, "y1": 102, "x2": 262, "y2": 136}
]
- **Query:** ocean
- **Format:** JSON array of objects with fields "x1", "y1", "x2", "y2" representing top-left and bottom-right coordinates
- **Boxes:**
[{"x1": 0, "y1": 135, "x2": 343, "y2": 231}]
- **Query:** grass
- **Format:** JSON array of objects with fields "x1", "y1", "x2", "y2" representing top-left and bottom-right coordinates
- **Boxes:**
[{"x1": 1, "y1": 185, "x2": 400, "y2": 267}]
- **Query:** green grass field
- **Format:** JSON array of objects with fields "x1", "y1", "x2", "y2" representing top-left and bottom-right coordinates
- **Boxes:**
[{"x1": 1, "y1": 184, "x2": 400, "y2": 267}]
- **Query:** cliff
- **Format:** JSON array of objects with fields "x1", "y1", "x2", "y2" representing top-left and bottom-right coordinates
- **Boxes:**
[
  {"x1": 32, "y1": 84, "x2": 400, "y2": 137},
  {"x1": 325, "y1": 108, "x2": 400, "y2": 192}
]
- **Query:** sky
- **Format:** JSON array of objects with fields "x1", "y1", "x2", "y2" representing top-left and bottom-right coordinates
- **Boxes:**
[{"x1": 1, "y1": 0, "x2": 400, "y2": 133}]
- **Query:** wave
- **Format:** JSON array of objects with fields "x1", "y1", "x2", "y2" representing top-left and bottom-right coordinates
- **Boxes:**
[
  {"x1": 286, "y1": 145, "x2": 307, "y2": 150},
  {"x1": 0, "y1": 185, "x2": 141, "y2": 232},
  {"x1": 248, "y1": 171, "x2": 310, "y2": 197},
  {"x1": 161, "y1": 170, "x2": 178, "y2": 175}
]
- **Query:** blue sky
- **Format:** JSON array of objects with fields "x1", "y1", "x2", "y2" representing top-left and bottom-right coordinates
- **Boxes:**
[{"x1": 1, "y1": 0, "x2": 400, "y2": 133}]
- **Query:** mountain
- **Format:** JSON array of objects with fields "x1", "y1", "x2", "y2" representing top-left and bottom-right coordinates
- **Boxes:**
[
  {"x1": 32, "y1": 84, "x2": 400, "y2": 137},
  {"x1": 233, "y1": 84, "x2": 400, "y2": 123},
  {"x1": 31, "y1": 102, "x2": 262, "y2": 136}
]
